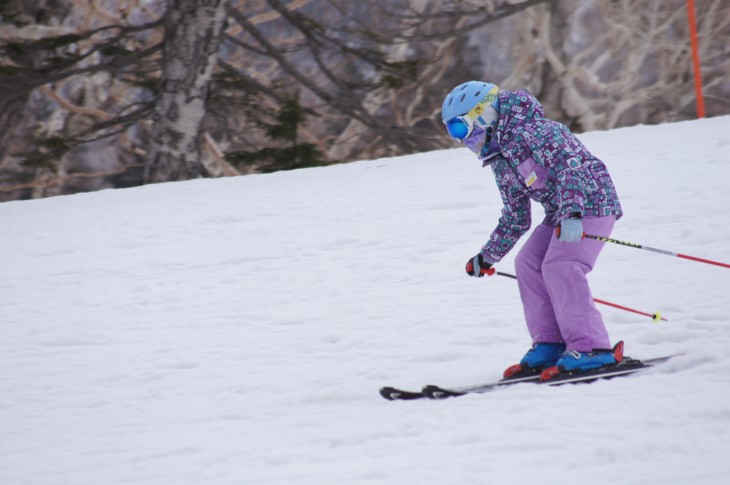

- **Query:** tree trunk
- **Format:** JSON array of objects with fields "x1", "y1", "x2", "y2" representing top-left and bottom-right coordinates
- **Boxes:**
[
  {"x1": 144, "y1": 0, "x2": 227, "y2": 184},
  {"x1": 538, "y1": 0, "x2": 575, "y2": 128}
]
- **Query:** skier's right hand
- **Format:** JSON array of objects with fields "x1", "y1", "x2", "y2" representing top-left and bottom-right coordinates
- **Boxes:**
[
  {"x1": 556, "y1": 214, "x2": 585, "y2": 242},
  {"x1": 465, "y1": 253, "x2": 495, "y2": 277}
]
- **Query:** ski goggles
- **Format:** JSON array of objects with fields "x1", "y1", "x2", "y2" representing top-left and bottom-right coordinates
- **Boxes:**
[{"x1": 444, "y1": 85, "x2": 500, "y2": 142}]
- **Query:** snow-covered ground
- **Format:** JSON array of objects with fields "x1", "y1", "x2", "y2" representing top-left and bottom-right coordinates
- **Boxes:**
[{"x1": 2, "y1": 115, "x2": 730, "y2": 485}]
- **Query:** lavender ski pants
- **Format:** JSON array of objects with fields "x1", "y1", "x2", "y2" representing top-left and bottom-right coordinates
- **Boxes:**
[{"x1": 514, "y1": 217, "x2": 616, "y2": 352}]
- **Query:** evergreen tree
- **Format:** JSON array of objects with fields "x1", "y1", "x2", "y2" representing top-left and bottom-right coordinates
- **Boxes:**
[{"x1": 225, "y1": 97, "x2": 327, "y2": 173}]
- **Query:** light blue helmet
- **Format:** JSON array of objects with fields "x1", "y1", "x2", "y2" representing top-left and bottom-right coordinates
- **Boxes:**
[{"x1": 441, "y1": 81, "x2": 500, "y2": 123}]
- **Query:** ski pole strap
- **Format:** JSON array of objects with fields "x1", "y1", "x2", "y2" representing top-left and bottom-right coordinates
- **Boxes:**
[{"x1": 584, "y1": 234, "x2": 730, "y2": 269}]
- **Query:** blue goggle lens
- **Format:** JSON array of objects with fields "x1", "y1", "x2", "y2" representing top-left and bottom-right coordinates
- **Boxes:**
[{"x1": 446, "y1": 118, "x2": 471, "y2": 141}]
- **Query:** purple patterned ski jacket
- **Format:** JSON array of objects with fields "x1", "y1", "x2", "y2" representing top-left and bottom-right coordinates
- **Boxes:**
[{"x1": 479, "y1": 89, "x2": 622, "y2": 263}]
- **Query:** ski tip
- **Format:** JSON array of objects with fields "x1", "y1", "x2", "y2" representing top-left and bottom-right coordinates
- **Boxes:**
[
  {"x1": 379, "y1": 387, "x2": 398, "y2": 400},
  {"x1": 379, "y1": 387, "x2": 425, "y2": 401}
]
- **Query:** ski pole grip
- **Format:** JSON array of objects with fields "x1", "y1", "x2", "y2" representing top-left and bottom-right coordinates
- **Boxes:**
[{"x1": 481, "y1": 267, "x2": 496, "y2": 276}]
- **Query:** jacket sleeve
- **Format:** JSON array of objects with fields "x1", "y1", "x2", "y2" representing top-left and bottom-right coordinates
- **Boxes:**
[
  {"x1": 555, "y1": 165, "x2": 587, "y2": 220},
  {"x1": 480, "y1": 178, "x2": 531, "y2": 263}
]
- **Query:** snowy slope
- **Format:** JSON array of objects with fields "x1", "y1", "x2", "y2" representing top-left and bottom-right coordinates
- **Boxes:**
[{"x1": 2, "y1": 116, "x2": 730, "y2": 485}]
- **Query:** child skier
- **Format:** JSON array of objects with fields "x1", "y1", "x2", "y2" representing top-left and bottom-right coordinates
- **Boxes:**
[{"x1": 441, "y1": 81, "x2": 623, "y2": 376}]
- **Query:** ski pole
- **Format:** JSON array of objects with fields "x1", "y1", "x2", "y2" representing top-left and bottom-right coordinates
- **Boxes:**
[
  {"x1": 584, "y1": 234, "x2": 730, "y2": 270},
  {"x1": 479, "y1": 268, "x2": 667, "y2": 322}
]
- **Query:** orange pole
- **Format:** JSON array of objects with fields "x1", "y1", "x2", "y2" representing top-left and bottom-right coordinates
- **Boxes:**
[{"x1": 687, "y1": 0, "x2": 705, "y2": 118}]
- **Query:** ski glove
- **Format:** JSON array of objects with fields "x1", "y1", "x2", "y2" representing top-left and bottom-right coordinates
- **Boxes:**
[
  {"x1": 556, "y1": 214, "x2": 584, "y2": 242},
  {"x1": 465, "y1": 253, "x2": 495, "y2": 277}
]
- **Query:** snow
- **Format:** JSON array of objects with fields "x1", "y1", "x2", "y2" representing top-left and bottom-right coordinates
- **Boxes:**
[{"x1": 2, "y1": 115, "x2": 730, "y2": 484}]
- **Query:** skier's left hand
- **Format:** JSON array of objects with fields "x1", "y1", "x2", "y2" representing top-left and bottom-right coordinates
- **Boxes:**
[
  {"x1": 465, "y1": 253, "x2": 495, "y2": 277},
  {"x1": 556, "y1": 215, "x2": 584, "y2": 242}
]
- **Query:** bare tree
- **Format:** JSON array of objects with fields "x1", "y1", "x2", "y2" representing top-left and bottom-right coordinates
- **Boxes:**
[
  {"x1": 0, "y1": 0, "x2": 164, "y2": 199},
  {"x1": 1, "y1": 0, "x2": 728, "y2": 200},
  {"x1": 144, "y1": 0, "x2": 227, "y2": 183},
  {"x1": 219, "y1": 0, "x2": 550, "y2": 166},
  {"x1": 520, "y1": 0, "x2": 730, "y2": 130}
]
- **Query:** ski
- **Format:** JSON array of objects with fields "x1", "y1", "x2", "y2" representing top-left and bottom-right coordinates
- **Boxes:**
[
  {"x1": 379, "y1": 387, "x2": 428, "y2": 401},
  {"x1": 380, "y1": 354, "x2": 678, "y2": 401},
  {"x1": 380, "y1": 371, "x2": 542, "y2": 401},
  {"x1": 422, "y1": 372, "x2": 542, "y2": 399},
  {"x1": 422, "y1": 355, "x2": 677, "y2": 399}
]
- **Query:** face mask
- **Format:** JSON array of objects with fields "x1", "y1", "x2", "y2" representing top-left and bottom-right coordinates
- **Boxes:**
[{"x1": 463, "y1": 126, "x2": 487, "y2": 155}]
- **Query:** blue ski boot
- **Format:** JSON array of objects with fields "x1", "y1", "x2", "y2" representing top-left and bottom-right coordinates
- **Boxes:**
[
  {"x1": 503, "y1": 342, "x2": 566, "y2": 378},
  {"x1": 555, "y1": 349, "x2": 617, "y2": 372},
  {"x1": 541, "y1": 341, "x2": 624, "y2": 380}
]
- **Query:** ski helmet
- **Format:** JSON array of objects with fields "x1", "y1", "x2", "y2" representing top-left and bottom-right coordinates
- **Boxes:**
[{"x1": 441, "y1": 81, "x2": 500, "y2": 123}]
